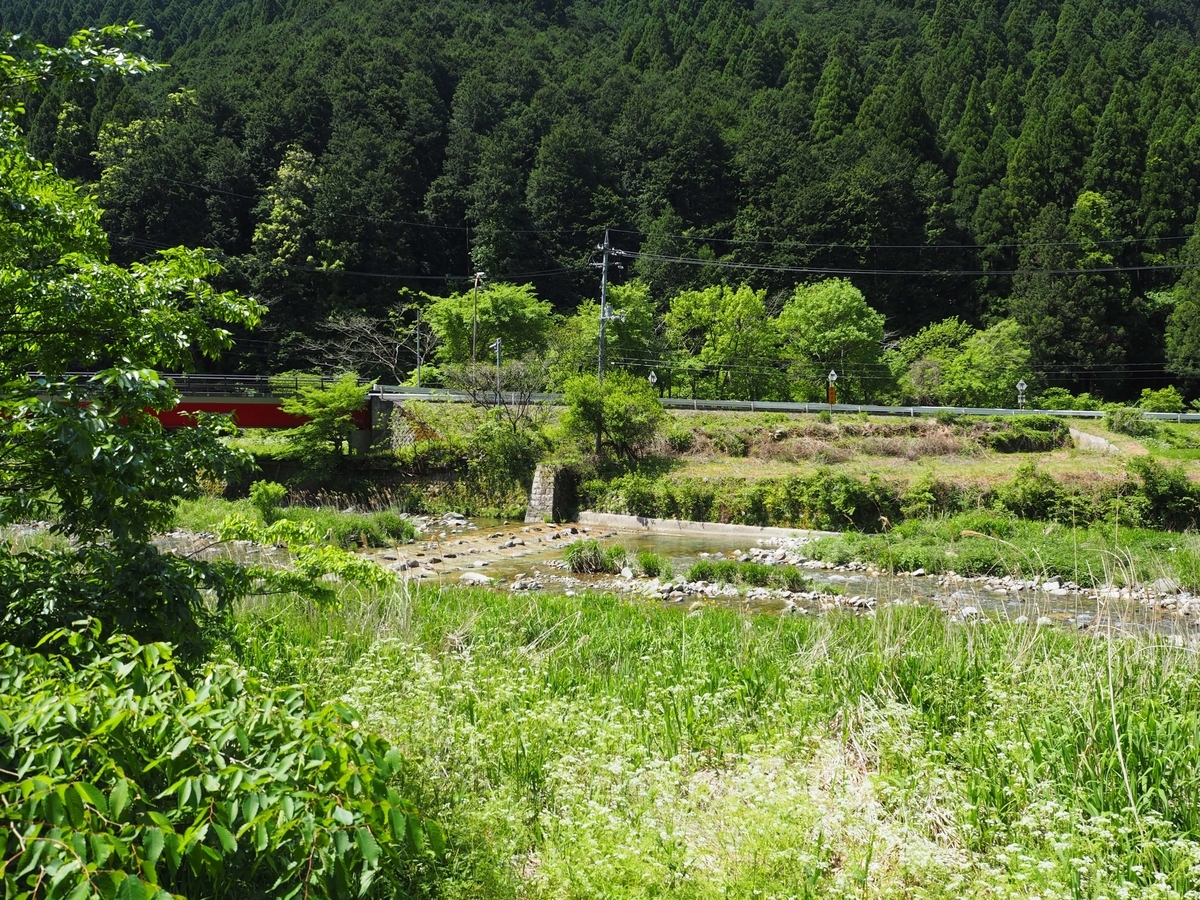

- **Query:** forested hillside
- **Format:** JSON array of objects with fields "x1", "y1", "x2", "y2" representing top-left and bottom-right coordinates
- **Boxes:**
[{"x1": 6, "y1": 0, "x2": 1200, "y2": 396}]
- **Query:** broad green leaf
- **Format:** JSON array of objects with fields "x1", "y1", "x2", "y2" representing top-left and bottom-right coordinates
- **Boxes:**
[
  {"x1": 426, "y1": 819, "x2": 447, "y2": 857},
  {"x1": 212, "y1": 823, "x2": 237, "y2": 854},
  {"x1": 142, "y1": 827, "x2": 164, "y2": 864},
  {"x1": 355, "y1": 826, "x2": 380, "y2": 864},
  {"x1": 109, "y1": 779, "x2": 130, "y2": 821},
  {"x1": 75, "y1": 781, "x2": 108, "y2": 815},
  {"x1": 115, "y1": 873, "x2": 150, "y2": 900}
]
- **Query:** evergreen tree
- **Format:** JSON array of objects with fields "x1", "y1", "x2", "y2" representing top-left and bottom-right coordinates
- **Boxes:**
[
  {"x1": 1083, "y1": 78, "x2": 1142, "y2": 242},
  {"x1": 1010, "y1": 193, "x2": 1128, "y2": 393}
]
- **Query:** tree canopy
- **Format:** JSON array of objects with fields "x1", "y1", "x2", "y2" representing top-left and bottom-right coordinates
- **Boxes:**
[{"x1": 6, "y1": 0, "x2": 1200, "y2": 398}]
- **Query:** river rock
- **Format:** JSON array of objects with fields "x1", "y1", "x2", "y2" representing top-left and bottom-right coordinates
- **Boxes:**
[
  {"x1": 460, "y1": 572, "x2": 492, "y2": 585},
  {"x1": 1152, "y1": 577, "x2": 1181, "y2": 594},
  {"x1": 1036, "y1": 616, "x2": 1053, "y2": 627}
]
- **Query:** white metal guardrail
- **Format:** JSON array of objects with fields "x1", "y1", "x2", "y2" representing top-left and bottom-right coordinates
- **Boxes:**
[{"x1": 372, "y1": 385, "x2": 1200, "y2": 422}]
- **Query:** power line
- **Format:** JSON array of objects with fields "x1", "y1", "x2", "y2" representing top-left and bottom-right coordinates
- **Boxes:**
[
  {"x1": 609, "y1": 227, "x2": 1194, "y2": 251},
  {"x1": 620, "y1": 249, "x2": 1199, "y2": 277}
]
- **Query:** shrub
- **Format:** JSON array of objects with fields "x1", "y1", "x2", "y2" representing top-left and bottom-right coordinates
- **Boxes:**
[
  {"x1": 563, "y1": 539, "x2": 626, "y2": 574},
  {"x1": 562, "y1": 372, "x2": 663, "y2": 459},
  {"x1": 975, "y1": 415, "x2": 1071, "y2": 452},
  {"x1": 465, "y1": 413, "x2": 542, "y2": 500},
  {"x1": 0, "y1": 625, "x2": 443, "y2": 900},
  {"x1": 278, "y1": 506, "x2": 416, "y2": 547},
  {"x1": 277, "y1": 372, "x2": 374, "y2": 472},
  {"x1": 1127, "y1": 456, "x2": 1200, "y2": 530},
  {"x1": 1106, "y1": 407, "x2": 1158, "y2": 437},
  {"x1": 249, "y1": 479, "x2": 288, "y2": 523},
  {"x1": 994, "y1": 461, "x2": 1065, "y2": 520},
  {"x1": 664, "y1": 423, "x2": 695, "y2": 452},
  {"x1": 1139, "y1": 386, "x2": 1185, "y2": 414}
]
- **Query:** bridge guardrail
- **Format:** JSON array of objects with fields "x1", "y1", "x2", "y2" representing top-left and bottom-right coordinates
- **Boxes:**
[{"x1": 374, "y1": 385, "x2": 1200, "y2": 422}]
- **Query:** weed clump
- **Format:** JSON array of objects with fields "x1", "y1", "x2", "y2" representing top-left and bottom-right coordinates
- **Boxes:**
[
  {"x1": 1106, "y1": 406, "x2": 1158, "y2": 437},
  {"x1": 686, "y1": 559, "x2": 808, "y2": 591},
  {"x1": 563, "y1": 540, "x2": 626, "y2": 574},
  {"x1": 635, "y1": 550, "x2": 672, "y2": 579}
]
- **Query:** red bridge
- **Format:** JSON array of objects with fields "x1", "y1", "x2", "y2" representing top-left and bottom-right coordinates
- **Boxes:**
[{"x1": 151, "y1": 374, "x2": 372, "y2": 430}]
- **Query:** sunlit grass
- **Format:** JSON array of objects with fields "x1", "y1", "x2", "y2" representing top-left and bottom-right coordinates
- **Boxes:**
[{"x1": 232, "y1": 583, "x2": 1200, "y2": 899}]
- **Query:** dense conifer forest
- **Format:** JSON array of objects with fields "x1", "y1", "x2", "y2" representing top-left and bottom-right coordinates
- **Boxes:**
[{"x1": 6, "y1": 0, "x2": 1200, "y2": 397}]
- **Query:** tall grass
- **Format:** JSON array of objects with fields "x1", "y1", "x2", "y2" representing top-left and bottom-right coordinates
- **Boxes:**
[
  {"x1": 686, "y1": 559, "x2": 809, "y2": 591},
  {"x1": 232, "y1": 583, "x2": 1200, "y2": 899},
  {"x1": 174, "y1": 496, "x2": 416, "y2": 547},
  {"x1": 563, "y1": 539, "x2": 626, "y2": 574}
]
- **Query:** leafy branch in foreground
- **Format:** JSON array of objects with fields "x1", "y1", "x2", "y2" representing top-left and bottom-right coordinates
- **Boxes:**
[{"x1": 0, "y1": 624, "x2": 445, "y2": 900}]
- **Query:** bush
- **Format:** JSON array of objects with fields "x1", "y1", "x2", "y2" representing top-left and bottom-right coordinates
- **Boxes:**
[
  {"x1": 562, "y1": 372, "x2": 663, "y2": 459},
  {"x1": 563, "y1": 540, "x2": 626, "y2": 574},
  {"x1": 1035, "y1": 387, "x2": 1099, "y2": 410},
  {"x1": 249, "y1": 479, "x2": 288, "y2": 523},
  {"x1": 975, "y1": 415, "x2": 1071, "y2": 452},
  {"x1": 1139, "y1": 386, "x2": 1185, "y2": 413},
  {"x1": 994, "y1": 461, "x2": 1066, "y2": 520},
  {"x1": 664, "y1": 423, "x2": 695, "y2": 452},
  {"x1": 1106, "y1": 407, "x2": 1158, "y2": 437},
  {"x1": 465, "y1": 413, "x2": 542, "y2": 501},
  {"x1": 0, "y1": 626, "x2": 443, "y2": 899},
  {"x1": 1127, "y1": 456, "x2": 1200, "y2": 530}
]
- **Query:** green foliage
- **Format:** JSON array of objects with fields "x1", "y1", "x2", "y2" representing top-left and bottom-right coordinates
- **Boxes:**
[
  {"x1": 776, "y1": 278, "x2": 886, "y2": 402},
  {"x1": 938, "y1": 320, "x2": 1032, "y2": 408},
  {"x1": 277, "y1": 372, "x2": 372, "y2": 468},
  {"x1": 423, "y1": 283, "x2": 555, "y2": 365},
  {"x1": 562, "y1": 539, "x2": 626, "y2": 574},
  {"x1": 464, "y1": 411, "x2": 542, "y2": 501},
  {"x1": 215, "y1": 514, "x2": 396, "y2": 596},
  {"x1": 685, "y1": 560, "x2": 808, "y2": 591},
  {"x1": 1033, "y1": 387, "x2": 1099, "y2": 410},
  {"x1": 249, "y1": 480, "x2": 288, "y2": 524},
  {"x1": 1105, "y1": 407, "x2": 1158, "y2": 437},
  {"x1": 274, "y1": 507, "x2": 417, "y2": 549},
  {"x1": 634, "y1": 550, "x2": 672, "y2": 580},
  {"x1": 0, "y1": 33, "x2": 263, "y2": 661},
  {"x1": 562, "y1": 372, "x2": 663, "y2": 460},
  {"x1": 663, "y1": 422, "x2": 695, "y2": 453},
  {"x1": 0, "y1": 625, "x2": 442, "y2": 899},
  {"x1": 663, "y1": 283, "x2": 782, "y2": 400},
  {"x1": 548, "y1": 280, "x2": 659, "y2": 386},
  {"x1": 1138, "y1": 386, "x2": 1185, "y2": 413},
  {"x1": 587, "y1": 470, "x2": 900, "y2": 532},
  {"x1": 895, "y1": 318, "x2": 977, "y2": 404},
  {"x1": 974, "y1": 415, "x2": 1071, "y2": 453}
]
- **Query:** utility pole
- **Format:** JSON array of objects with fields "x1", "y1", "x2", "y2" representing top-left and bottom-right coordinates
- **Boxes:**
[
  {"x1": 415, "y1": 317, "x2": 421, "y2": 388},
  {"x1": 471, "y1": 270, "x2": 485, "y2": 363},
  {"x1": 597, "y1": 229, "x2": 611, "y2": 380},
  {"x1": 490, "y1": 337, "x2": 502, "y2": 407}
]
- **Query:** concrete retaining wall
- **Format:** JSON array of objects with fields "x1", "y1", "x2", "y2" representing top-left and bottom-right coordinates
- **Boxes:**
[{"x1": 577, "y1": 511, "x2": 839, "y2": 540}]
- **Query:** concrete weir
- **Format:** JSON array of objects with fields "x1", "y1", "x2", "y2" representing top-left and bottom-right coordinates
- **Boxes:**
[{"x1": 576, "y1": 511, "x2": 839, "y2": 540}]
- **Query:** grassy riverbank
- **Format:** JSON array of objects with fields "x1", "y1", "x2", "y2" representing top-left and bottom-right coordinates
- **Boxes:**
[
  {"x1": 234, "y1": 583, "x2": 1200, "y2": 899},
  {"x1": 806, "y1": 512, "x2": 1200, "y2": 589}
]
